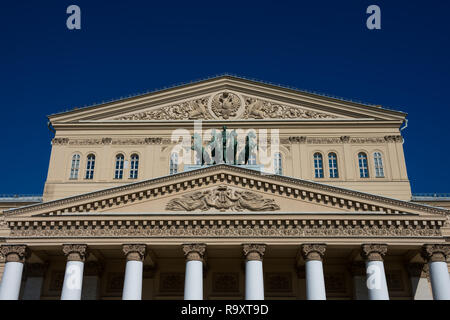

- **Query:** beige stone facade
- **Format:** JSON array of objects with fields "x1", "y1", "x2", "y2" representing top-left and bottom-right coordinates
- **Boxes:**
[{"x1": 0, "y1": 76, "x2": 448, "y2": 300}]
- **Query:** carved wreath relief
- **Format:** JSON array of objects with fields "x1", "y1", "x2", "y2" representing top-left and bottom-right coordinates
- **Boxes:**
[
  {"x1": 166, "y1": 185, "x2": 280, "y2": 212},
  {"x1": 115, "y1": 92, "x2": 337, "y2": 121}
]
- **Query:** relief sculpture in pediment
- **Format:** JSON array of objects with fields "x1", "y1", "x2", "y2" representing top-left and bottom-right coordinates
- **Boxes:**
[
  {"x1": 166, "y1": 185, "x2": 280, "y2": 212},
  {"x1": 114, "y1": 92, "x2": 338, "y2": 121}
]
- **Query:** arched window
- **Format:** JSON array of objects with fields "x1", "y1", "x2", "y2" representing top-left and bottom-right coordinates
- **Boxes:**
[
  {"x1": 374, "y1": 152, "x2": 384, "y2": 178},
  {"x1": 170, "y1": 153, "x2": 178, "y2": 175},
  {"x1": 114, "y1": 154, "x2": 125, "y2": 179},
  {"x1": 358, "y1": 152, "x2": 369, "y2": 178},
  {"x1": 129, "y1": 154, "x2": 139, "y2": 179},
  {"x1": 328, "y1": 152, "x2": 339, "y2": 178},
  {"x1": 85, "y1": 154, "x2": 95, "y2": 180},
  {"x1": 274, "y1": 152, "x2": 282, "y2": 175},
  {"x1": 313, "y1": 153, "x2": 324, "y2": 178},
  {"x1": 70, "y1": 154, "x2": 81, "y2": 179}
]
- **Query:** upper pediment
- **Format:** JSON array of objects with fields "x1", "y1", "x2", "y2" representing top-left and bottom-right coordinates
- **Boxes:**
[
  {"x1": 48, "y1": 76, "x2": 407, "y2": 124},
  {"x1": 3, "y1": 165, "x2": 448, "y2": 220}
]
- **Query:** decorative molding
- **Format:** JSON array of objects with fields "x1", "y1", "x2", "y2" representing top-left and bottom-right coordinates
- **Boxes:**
[
  {"x1": 8, "y1": 219, "x2": 443, "y2": 239},
  {"x1": 5, "y1": 165, "x2": 449, "y2": 217},
  {"x1": 421, "y1": 244, "x2": 450, "y2": 262},
  {"x1": 301, "y1": 244, "x2": 326, "y2": 261},
  {"x1": 0, "y1": 245, "x2": 29, "y2": 263},
  {"x1": 211, "y1": 92, "x2": 242, "y2": 119},
  {"x1": 286, "y1": 136, "x2": 394, "y2": 145},
  {"x1": 62, "y1": 244, "x2": 88, "y2": 262},
  {"x1": 53, "y1": 137, "x2": 169, "y2": 146},
  {"x1": 122, "y1": 244, "x2": 147, "y2": 261},
  {"x1": 166, "y1": 185, "x2": 280, "y2": 212},
  {"x1": 361, "y1": 244, "x2": 388, "y2": 261},
  {"x1": 242, "y1": 244, "x2": 266, "y2": 261}
]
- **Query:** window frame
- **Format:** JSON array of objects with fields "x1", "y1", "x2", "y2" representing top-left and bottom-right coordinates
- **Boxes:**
[
  {"x1": 328, "y1": 152, "x2": 339, "y2": 178},
  {"x1": 373, "y1": 151, "x2": 385, "y2": 178},
  {"x1": 358, "y1": 152, "x2": 370, "y2": 178},
  {"x1": 69, "y1": 153, "x2": 81, "y2": 180},
  {"x1": 313, "y1": 152, "x2": 324, "y2": 178},
  {"x1": 85, "y1": 154, "x2": 96, "y2": 180},
  {"x1": 129, "y1": 154, "x2": 139, "y2": 179},
  {"x1": 114, "y1": 154, "x2": 125, "y2": 180}
]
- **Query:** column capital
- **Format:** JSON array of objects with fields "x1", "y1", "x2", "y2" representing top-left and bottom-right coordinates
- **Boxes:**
[
  {"x1": 122, "y1": 244, "x2": 146, "y2": 262},
  {"x1": 62, "y1": 244, "x2": 88, "y2": 262},
  {"x1": 301, "y1": 244, "x2": 326, "y2": 261},
  {"x1": 0, "y1": 245, "x2": 30, "y2": 263},
  {"x1": 182, "y1": 243, "x2": 206, "y2": 262},
  {"x1": 361, "y1": 244, "x2": 388, "y2": 261},
  {"x1": 242, "y1": 244, "x2": 266, "y2": 261},
  {"x1": 421, "y1": 244, "x2": 450, "y2": 263}
]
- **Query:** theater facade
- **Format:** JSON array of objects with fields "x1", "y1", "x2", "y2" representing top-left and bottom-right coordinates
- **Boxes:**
[{"x1": 0, "y1": 76, "x2": 449, "y2": 300}]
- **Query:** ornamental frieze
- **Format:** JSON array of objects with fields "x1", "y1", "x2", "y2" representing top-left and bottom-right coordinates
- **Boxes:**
[
  {"x1": 52, "y1": 137, "x2": 170, "y2": 146},
  {"x1": 166, "y1": 185, "x2": 280, "y2": 212},
  {"x1": 286, "y1": 136, "x2": 393, "y2": 144},
  {"x1": 111, "y1": 92, "x2": 339, "y2": 121},
  {"x1": 8, "y1": 223, "x2": 442, "y2": 239}
]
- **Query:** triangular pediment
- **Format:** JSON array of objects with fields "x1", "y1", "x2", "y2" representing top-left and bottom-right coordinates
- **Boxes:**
[
  {"x1": 4, "y1": 165, "x2": 448, "y2": 220},
  {"x1": 48, "y1": 76, "x2": 407, "y2": 124}
]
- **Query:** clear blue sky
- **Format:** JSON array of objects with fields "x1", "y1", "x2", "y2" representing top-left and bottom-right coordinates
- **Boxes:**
[{"x1": 1, "y1": 1, "x2": 449, "y2": 195}]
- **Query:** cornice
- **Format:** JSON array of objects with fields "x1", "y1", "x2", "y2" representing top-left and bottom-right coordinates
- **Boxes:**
[
  {"x1": 4, "y1": 165, "x2": 448, "y2": 219},
  {"x1": 6, "y1": 216, "x2": 444, "y2": 240}
]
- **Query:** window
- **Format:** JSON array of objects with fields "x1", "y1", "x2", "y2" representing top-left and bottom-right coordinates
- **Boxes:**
[
  {"x1": 374, "y1": 152, "x2": 385, "y2": 178},
  {"x1": 274, "y1": 152, "x2": 282, "y2": 175},
  {"x1": 358, "y1": 152, "x2": 369, "y2": 178},
  {"x1": 328, "y1": 152, "x2": 339, "y2": 178},
  {"x1": 85, "y1": 154, "x2": 95, "y2": 180},
  {"x1": 314, "y1": 153, "x2": 324, "y2": 178},
  {"x1": 70, "y1": 154, "x2": 81, "y2": 179},
  {"x1": 129, "y1": 154, "x2": 139, "y2": 179},
  {"x1": 114, "y1": 154, "x2": 124, "y2": 179},
  {"x1": 170, "y1": 153, "x2": 178, "y2": 175}
]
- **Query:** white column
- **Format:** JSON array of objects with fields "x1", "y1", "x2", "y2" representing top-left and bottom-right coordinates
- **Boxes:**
[
  {"x1": 407, "y1": 263, "x2": 432, "y2": 300},
  {"x1": 243, "y1": 244, "x2": 265, "y2": 300},
  {"x1": 0, "y1": 245, "x2": 28, "y2": 300},
  {"x1": 361, "y1": 244, "x2": 389, "y2": 300},
  {"x1": 301, "y1": 244, "x2": 326, "y2": 300},
  {"x1": 122, "y1": 244, "x2": 146, "y2": 300},
  {"x1": 422, "y1": 244, "x2": 450, "y2": 300},
  {"x1": 183, "y1": 244, "x2": 206, "y2": 300},
  {"x1": 61, "y1": 244, "x2": 88, "y2": 300},
  {"x1": 22, "y1": 263, "x2": 47, "y2": 300}
]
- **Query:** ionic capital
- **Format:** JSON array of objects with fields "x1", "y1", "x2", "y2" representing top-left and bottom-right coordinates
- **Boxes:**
[
  {"x1": 361, "y1": 244, "x2": 388, "y2": 261},
  {"x1": 122, "y1": 244, "x2": 146, "y2": 262},
  {"x1": 182, "y1": 244, "x2": 206, "y2": 262},
  {"x1": 242, "y1": 244, "x2": 266, "y2": 261},
  {"x1": 421, "y1": 244, "x2": 450, "y2": 263},
  {"x1": 0, "y1": 245, "x2": 30, "y2": 263},
  {"x1": 301, "y1": 244, "x2": 326, "y2": 261},
  {"x1": 62, "y1": 244, "x2": 88, "y2": 262}
]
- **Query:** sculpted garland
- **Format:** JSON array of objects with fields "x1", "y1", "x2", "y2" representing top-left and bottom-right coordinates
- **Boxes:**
[{"x1": 114, "y1": 92, "x2": 338, "y2": 121}]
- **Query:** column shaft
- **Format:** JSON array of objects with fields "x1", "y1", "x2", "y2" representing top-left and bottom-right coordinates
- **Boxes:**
[
  {"x1": 428, "y1": 261, "x2": 450, "y2": 300},
  {"x1": 184, "y1": 260, "x2": 203, "y2": 300},
  {"x1": 0, "y1": 262, "x2": 24, "y2": 300},
  {"x1": 61, "y1": 261, "x2": 85, "y2": 300},
  {"x1": 122, "y1": 260, "x2": 143, "y2": 300},
  {"x1": 361, "y1": 244, "x2": 389, "y2": 300},
  {"x1": 122, "y1": 244, "x2": 146, "y2": 300},
  {"x1": 0, "y1": 245, "x2": 29, "y2": 300},
  {"x1": 301, "y1": 244, "x2": 327, "y2": 300},
  {"x1": 243, "y1": 244, "x2": 265, "y2": 300}
]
